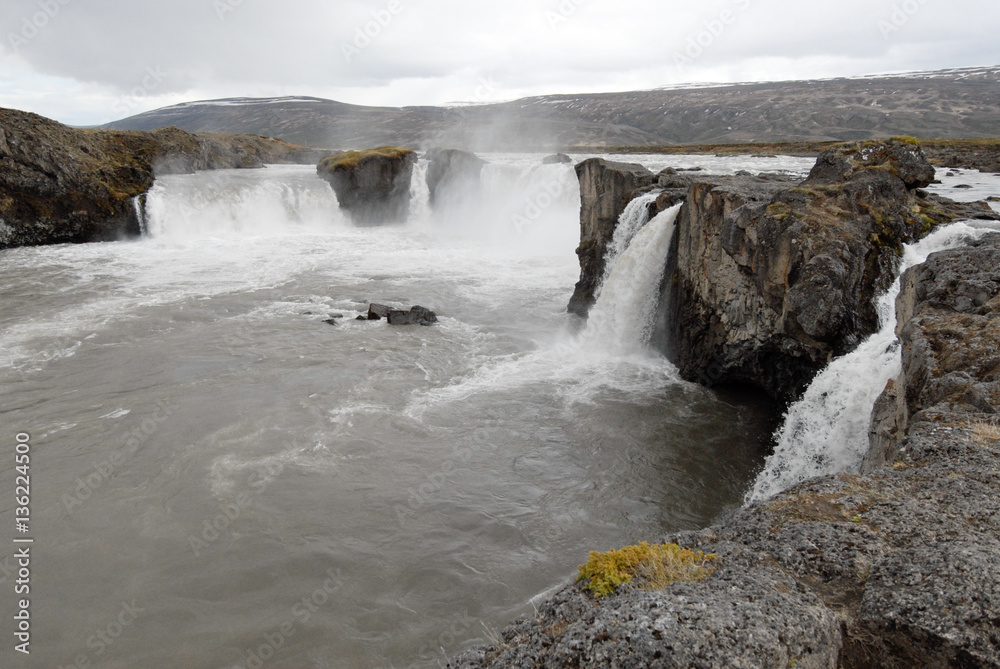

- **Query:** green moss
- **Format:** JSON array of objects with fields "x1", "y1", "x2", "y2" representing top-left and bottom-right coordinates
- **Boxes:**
[
  {"x1": 576, "y1": 542, "x2": 716, "y2": 597},
  {"x1": 318, "y1": 146, "x2": 415, "y2": 171}
]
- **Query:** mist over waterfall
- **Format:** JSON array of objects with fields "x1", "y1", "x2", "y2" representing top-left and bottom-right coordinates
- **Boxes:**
[
  {"x1": 747, "y1": 220, "x2": 1000, "y2": 503},
  {"x1": 581, "y1": 202, "x2": 682, "y2": 357}
]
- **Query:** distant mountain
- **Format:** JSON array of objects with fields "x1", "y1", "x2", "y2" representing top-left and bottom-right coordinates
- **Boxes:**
[{"x1": 103, "y1": 66, "x2": 1000, "y2": 150}]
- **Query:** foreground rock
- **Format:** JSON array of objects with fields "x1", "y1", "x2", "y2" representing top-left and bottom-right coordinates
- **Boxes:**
[
  {"x1": 667, "y1": 138, "x2": 999, "y2": 402},
  {"x1": 317, "y1": 147, "x2": 416, "y2": 225},
  {"x1": 0, "y1": 107, "x2": 322, "y2": 250},
  {"x1": 451, "y1": 235, "x2": 1000, "y2": 669},
  {"x1": 425, "y1": 148, "x2": 485, "y2": 208},
  {"x1": 567, "y1": 159, "x2": 656, "y2": 317}
]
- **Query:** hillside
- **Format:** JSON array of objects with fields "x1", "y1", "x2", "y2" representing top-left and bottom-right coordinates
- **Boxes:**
[{"x1": 102, "y1": 67, "x2": 1000, "y2": 150}]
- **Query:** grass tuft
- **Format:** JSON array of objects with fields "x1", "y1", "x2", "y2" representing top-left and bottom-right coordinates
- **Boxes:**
[
  {"x1": 972, "y1": 422, "x2": 1000, "y2": 446},
  {"x1": 576, "y1": 542, "x2": 716, "y2": 597}
]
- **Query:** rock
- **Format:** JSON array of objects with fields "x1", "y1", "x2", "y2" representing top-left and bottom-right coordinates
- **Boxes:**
[
  {"x1": 425, "y1": 148, "x2": 485, "y2": 208},
  {"x1": 804, "y1": 136, "x2": 935, "y2": 190},
  {"x1": 675, "y1": 166, "x2": 704, "y2": 172},
  {"x1": 323, "y1": 319, "x2": 338, "y2": 326},
  {"x1": 387, "y1": 305, "x2": 437, "y2": 326},
  {"x1": 542, "y1": 153, "x2": 573, "y2": 165},
  {"x1": 317, "y1": 147, "x2": 417, "y2": 225},
  {"x1": 665, "y1": 139, "x2": 991, "y2": 402},
  {"x1": 328, "y1": 314, "x2": 344, "y2": 319},
  {"x1": 955, "y1": 183, "x2": 974, "y2": 189},
  {"x1": 0, "y1": 107, "x2": 322, "y2": 250},
  {"x1": 367, "y1": 303, "x2": 392, "y2": 320},
  {"x1": 355, "y1": 315, "x2": 367, "y2": 321},
  {"x1": 567, "y1": 159, "x2": 656, "y2": 317}
]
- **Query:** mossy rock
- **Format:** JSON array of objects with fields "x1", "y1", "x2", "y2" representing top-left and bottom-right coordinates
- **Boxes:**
[{"x1": 577, "y1": 541, "x2": 717, "y2": 597}]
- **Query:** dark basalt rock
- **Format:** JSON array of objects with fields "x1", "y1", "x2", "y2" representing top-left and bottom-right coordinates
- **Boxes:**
[
  {"x1": 387, "y1": 306, "x2": 437, "y2": 326},
  {"x1": 665, "y1": 139, "x2": 997, "y2": 403},
  {"x1": 567, "y1": 158, "x2": 656, "y2": 317},
  {"x1": 367, "y1": 303, "x2": 392, "y2": 320},
  {"x1": 425, "y1": 148, "x2": 485, "y2": 208},
  {"x1": 317, "y1": 147, "x2": 417, "y2": 225}
]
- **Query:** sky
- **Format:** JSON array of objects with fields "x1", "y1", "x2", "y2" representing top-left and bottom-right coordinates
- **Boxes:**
[{"x1": 1, "y1": 0, "x2": 998, "y2": 127}]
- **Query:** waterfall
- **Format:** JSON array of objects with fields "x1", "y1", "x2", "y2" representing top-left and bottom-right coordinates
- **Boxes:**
[
  {"x1": 143, "y1": 167, "x2": 344, "y2": 239},
  {"x1": 580, "y1": 203, "x2": 682, "y2": 356},
  {"x1": 594, "y1": 192, "x2": 661, "y2": 301},
  {"x1": 746, "y1": 221, "x2": 1000, "y2": 503},
  {"x1": 132, "y1": 195, "x2": 148, "y2": 235}
]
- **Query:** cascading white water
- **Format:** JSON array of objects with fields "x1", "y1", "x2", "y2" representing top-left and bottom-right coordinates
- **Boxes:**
[
  {"x1": 144, "y1": 165, "x2": 344, "y2": 239},
  {"x1": 593, "y1": 191, "x2": 661, "y2": 301},
  {"x1": 747, "y1": 220, "x2": 1000, "y2": 503},
  {"x1": 580, "y1": 203, "x2": 682, "y2": 356}
]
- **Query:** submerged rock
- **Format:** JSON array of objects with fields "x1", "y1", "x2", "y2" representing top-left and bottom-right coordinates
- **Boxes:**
[
  {"x1": 425, "y1": 148, "x2": 485, "y2": 208},
  {"x1": 317, "y1": 147, "x2": 417, "y2": 225}
]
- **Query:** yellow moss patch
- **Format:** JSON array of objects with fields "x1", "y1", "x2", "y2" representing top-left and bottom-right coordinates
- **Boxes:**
[{"x1": 576, "y1": 542, "x2": 716, "y2": 597}]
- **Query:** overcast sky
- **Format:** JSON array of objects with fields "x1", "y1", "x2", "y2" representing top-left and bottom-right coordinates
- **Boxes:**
[{"x1": 1, "y1": 0, "x2": 998, "y2": 126}]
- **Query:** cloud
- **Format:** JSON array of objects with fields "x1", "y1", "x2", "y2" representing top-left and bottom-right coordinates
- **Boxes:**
[{"x1": 1, "y1": 0, "x2": 998, "y2": 125}]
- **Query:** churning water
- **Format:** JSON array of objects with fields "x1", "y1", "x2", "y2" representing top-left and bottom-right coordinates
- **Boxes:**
[{"x1": 0, "y1": 156, "x2": 790, "y2": 668}]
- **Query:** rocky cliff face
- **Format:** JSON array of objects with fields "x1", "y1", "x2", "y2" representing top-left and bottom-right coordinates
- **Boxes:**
[
  {"x1": 0, "y1": 107, "x2": 323, "y2": 250},
  {"x1": 316, "y1": 147, "x2": 417, "y2": 225},
  {"x1": 451, "y1": 235, "x2": 1000, "y2": 669},
  {"x1": 667, "y1": 138, "x2": 998, "y2": 402},
  {"x1": 567, "y1": 158, "x2": 655, "y2": 317}
]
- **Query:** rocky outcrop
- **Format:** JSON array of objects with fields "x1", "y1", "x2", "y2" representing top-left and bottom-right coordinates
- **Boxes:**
[
  {"x1": 425, "y1": 148, "x2": 485, "y2": 208},
  {"x1": 451, "y1": 236, "x2": 1000, "y2": 669},
  {"x1": 567, "y1": 159, "x2": 656, "y2": 317},
  {"x1": 317, "y1": 147, "x2": 417, "y2": 225},
  {"x1": 0, "y1": 107, "x2": 323, "y2": 250},
  {"x1": 667, "y1": 138, "x2": 999, "y2": 402}
]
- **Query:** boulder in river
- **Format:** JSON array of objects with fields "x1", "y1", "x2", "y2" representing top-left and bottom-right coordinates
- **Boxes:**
[
  {"x1": 542, "y1": 153, "x2": 573, "y2": 165},
  {"x1": 387, "y1": 306, "x2": 438, "y2": 326},
  {"x1": 317, "y1": 147, "x2": 417, "y2": 225}
]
